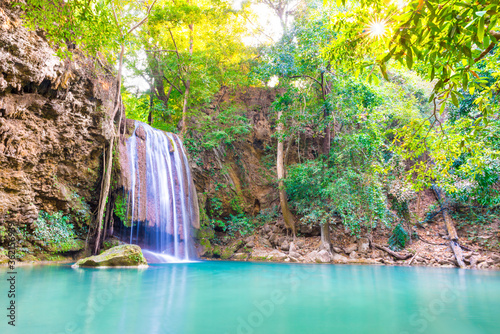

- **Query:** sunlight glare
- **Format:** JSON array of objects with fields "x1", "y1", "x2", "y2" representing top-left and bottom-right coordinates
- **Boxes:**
[{"x1": 367, "y1": 19, "x2": 387, "y2": 39}]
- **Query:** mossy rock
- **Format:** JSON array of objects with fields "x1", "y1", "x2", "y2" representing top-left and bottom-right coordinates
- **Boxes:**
[
  {"x1": 196, "y1": 226, "x2": 215, "y2": 240},
  {"x1": 199, "y1": 238, "x2": 213, "y2": 257},
  {"x1": 101, "y1": 237, "x2": 123, "y2": 251},
  {"x1": 213, "y1": 244, "x2": 222, "y2": 258},
  {"x1": 46, "y1": 239, "x2": 85, "y2": 253},
  {"x1": 232, "y1": 253, "x2": 248, "y2": 260},
  {"x1": 221, "y1": 240, "x2": 244, "y2": 260},
  {"x1": 72, "y1": 244, "x2": 147, "y2": 268}
]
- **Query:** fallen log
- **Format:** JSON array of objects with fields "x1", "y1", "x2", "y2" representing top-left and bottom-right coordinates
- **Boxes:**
[
  {"x1": 432, "y1": 186, "x2": 466, "y2": 268},
  {"x1": 373, "y1": 244, "x2": 413, "y2": 260},
  {"x1": 408, "y1": 251, "x2": 420, "y2": 265}
]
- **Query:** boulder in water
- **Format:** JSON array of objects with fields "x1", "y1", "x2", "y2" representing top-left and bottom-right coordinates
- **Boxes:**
[{"x1": 72, "y1": 245, "x2": 147, "y2": 268}]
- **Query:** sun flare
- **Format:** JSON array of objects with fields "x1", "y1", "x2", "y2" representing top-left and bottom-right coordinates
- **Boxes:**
[{"x1": 366, "y1": 18, "x2": 388, "y2": 39}]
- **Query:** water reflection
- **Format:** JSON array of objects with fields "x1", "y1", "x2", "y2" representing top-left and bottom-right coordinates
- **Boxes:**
[{"x1": 4, "y1": 263, "x2": 500, "y2": 334}]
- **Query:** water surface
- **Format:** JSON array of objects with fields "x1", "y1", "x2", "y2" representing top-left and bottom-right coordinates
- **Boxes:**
[{"x1": 1, "y1": 262, "x2": 499, "y2": 334}]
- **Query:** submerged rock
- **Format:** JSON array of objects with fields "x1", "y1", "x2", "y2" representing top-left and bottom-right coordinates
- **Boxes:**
[{"x1": 72, "y1": 245, "x2": 147, "y2": 268}]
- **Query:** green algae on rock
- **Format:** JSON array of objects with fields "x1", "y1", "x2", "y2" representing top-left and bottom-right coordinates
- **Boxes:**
[{"x1": 72, "y1": 244, "x2": 147, "y2": 268}]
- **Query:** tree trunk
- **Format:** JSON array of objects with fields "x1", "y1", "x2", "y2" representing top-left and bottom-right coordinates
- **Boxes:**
[
  {"x1": 277, "y1": 109, "x2": 296, "y2": 236},
  {"x1": 320, "y1": 223, "x2": 331, "y2": 251},
  {"x1": 432, "y1": 186, "x2": 466, "y2": 268},
  {"x1": 181, "y1": 22, "x2": 194, "y2": 136},
  {"x1": 94, "y1": 42, "x2": 125, "y2": 254},
  {"x1": 94, "y1": 141, "x2": 114, "y2": 254},
  {"x1": 148, "y1": 79, "x2": 154, "y2": 125}
]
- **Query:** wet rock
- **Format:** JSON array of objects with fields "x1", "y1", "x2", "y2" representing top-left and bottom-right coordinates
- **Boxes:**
[{"x1": 72, "y1": 245, "x2": 147, "y2": 268}]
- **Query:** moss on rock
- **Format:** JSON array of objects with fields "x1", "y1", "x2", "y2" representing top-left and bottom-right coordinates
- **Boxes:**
[
  {"x1": 46, "y1": 239, "x2": 85, "y2": 253},
  {"x1": 72, "y1": 244, "x2": 147, "y2": 268},
  {"x1": 221, "y1": 240, "x2": 244, "y2": 260}
]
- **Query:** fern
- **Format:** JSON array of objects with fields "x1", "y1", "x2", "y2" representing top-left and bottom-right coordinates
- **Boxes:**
[{"x1": 388, "y1": 224, "x2": 409, "y2": 251}]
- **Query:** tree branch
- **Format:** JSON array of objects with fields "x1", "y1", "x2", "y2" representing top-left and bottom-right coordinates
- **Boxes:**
[{"x1": 126, "y1": 0, "x2": 158, "y2": 37}]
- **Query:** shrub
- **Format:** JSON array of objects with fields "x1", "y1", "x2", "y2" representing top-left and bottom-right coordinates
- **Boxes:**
[
  {"x1": 33, "y1": 211, "x2": 76, "y2": 245},
  {"x1": 388, "y1": 224, "x2": 409, "y2": 251}
]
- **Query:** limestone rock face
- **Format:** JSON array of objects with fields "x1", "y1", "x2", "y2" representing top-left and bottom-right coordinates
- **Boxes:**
[
  {"x1": 73, "y1": 245, "x2": 147, "y2": 267},
  {"x1": 0, "y1": 3, "x2": 117, "y2": 243}
]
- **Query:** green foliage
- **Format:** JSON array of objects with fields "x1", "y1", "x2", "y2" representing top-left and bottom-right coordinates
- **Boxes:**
[
  {"x1": 33, "y1": 211, "x2": 76, "y2": 246},
  {"x1": 114, "y1": 194, "x2": 129, "y2": 225},
  {"x1": 17, "y1": 0, "x2": 119, "y2": 58},
  {"x1": 192, "y1": 106, "x2": 252, "y2": 150},
  {"x1": 326, "y1": 0, "x2": 500, "y2": 116},
  {"x1": 388, "y1": 224, "x2": 409, "y2": 251}
]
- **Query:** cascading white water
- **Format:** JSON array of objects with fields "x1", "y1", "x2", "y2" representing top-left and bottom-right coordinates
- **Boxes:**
[{"x1": 125, "y1": 121, "x2": 198, "y2": 262}]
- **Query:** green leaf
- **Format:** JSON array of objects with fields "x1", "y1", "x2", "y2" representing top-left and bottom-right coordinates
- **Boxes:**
[
  {"x1": 406, "y1": 49, "x2": 413, "y2": 69},
  {"x1": 439, "y1": 101, "x2": 446, "y2": 114},
  {"x1": 475, "y1": 11, "x2": 486, "y2": 17},
  {"x1": 451, "y1": 92, "x2": 459, "y2": 107},
  {"x1": 462, "y1": 73, "x2": 468, "y2": 90},
  {"x1": 478, "y1": 16, "x2": 485, "y2": 41}
]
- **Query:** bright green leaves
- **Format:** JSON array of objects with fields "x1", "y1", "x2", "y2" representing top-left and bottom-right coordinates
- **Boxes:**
[
  {"x1": 18, "y1": 0, "x2": 120, "y2": 59},
  {"x1": 406, "y1": 48, "x2": 413, "y2": 70},
  {"x1": 324, "y1": 0, "x2": 500, "y2": 121}
]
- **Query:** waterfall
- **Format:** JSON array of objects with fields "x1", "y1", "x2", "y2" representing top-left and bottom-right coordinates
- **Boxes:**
[{"x1": 125, "y1": 121, "x2": 199, "y2": 262}]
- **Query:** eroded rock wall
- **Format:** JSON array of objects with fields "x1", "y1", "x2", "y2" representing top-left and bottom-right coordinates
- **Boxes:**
[
  {"x1": 0, "y1": 4, "x2": 116, "y2": 239},
  {"x1": 190, "y1": 87, "x2": 282, "y2": 220}
]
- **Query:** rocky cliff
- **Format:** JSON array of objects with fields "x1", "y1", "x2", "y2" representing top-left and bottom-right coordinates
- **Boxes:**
[{"x1": 0, "y1": 3, "x2": 116, "y2": 252}]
